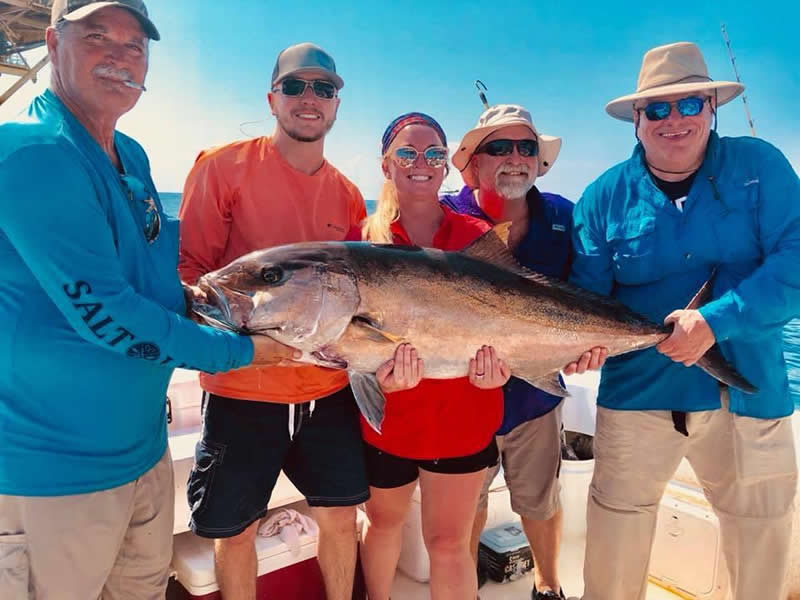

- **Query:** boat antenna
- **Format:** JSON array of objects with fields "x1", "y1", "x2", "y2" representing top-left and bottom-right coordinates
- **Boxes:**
[
  {"x1": 475, "y1": 80, "x2": 490, "y2": 109},
  {"x1": 721, "y1": 23, "x2": 756, "y2": 136}
]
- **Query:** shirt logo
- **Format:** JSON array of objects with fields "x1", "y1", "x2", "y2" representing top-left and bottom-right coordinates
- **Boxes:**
[
  {"x1": 127, "y1": 342, "x2": 161, "y2": 361},
  {"x1": 552, "y1": 224, "x2": 566, "y2": 232}
]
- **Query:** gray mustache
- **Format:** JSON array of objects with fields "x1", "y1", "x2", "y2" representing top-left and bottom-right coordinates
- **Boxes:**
[{"x1": 93, "y1": 64, "x2": 135, "y2": 82}]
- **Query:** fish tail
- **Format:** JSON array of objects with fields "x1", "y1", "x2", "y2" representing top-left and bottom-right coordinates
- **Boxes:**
[
  {"x1": 696, "y1": 345, "x2": 757, "y2": 394},
  {"x1": 683, "y1": 270, "x2": 757, "y2": 393}
]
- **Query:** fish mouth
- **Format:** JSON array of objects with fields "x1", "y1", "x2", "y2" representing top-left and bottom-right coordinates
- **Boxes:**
[
  {"x1": 192, "y1": 279, "x2": 238, "y2": 331},
  {"x1": 194, "y1": 278, "x2": 286, "y2": 335}
]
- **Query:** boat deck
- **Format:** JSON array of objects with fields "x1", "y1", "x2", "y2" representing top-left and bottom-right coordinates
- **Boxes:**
[
  {"x1": 166, "y1": 369, "x2": 721, "y2": 599},
  {"x1": 390, "y1": 537, "x2": 679, "y2": 599}
]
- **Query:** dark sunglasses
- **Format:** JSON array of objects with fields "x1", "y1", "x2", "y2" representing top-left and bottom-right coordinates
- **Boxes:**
[
  {"x1": 120, "y1": 174, "x2": 161, "y2": 244},
  {"x1": 475, "y1": 138, "x2": 539, "y2": 158},
  {"x1": 640, "y1": 96, "x2": 708, "y2": 121},
  {"x1": 277, "y1": 78, "x2": 338, "y2": 100},
  {"x1": 393, "y1": 145, "x2": 449, "y2": 168}
]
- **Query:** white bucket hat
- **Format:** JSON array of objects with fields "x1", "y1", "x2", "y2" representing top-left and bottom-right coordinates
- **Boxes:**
[
  {"x1": 451, "y1": 104, "x2": 562, "y2": 189},
  {"x1": 606, "y1": 42, "x2": 744, "y2": 122}
]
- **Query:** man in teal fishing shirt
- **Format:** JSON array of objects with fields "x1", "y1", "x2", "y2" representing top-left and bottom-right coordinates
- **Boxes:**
[
  {"x1": 571, "y1": 42, "x2": 800, "y2": 600},
  {"x1": 0, "y1": 2, "x2": 291, "y2": 598}
]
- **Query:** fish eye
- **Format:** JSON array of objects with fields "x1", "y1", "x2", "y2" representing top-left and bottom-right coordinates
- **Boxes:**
[{"x1": 261, "y1": 266, "x2": 284, "y2": 285}]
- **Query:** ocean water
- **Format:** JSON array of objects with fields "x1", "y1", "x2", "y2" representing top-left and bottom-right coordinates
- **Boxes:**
[
  {"x1": 784, "y1": 320, "x2": 800, "y2": 408},
  {"x1": 160, "y1": 191, "x2": 800, "y2": 409}
]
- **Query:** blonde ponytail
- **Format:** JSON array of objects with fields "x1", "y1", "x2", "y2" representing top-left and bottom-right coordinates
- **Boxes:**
[{"x1": 361, "y1": 180, "x2": 400, "y2": 243}]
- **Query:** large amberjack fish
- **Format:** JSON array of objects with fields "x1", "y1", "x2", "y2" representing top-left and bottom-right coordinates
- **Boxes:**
[{"x1": 193, "y1": 224, "x2": 756, "y2": 432}]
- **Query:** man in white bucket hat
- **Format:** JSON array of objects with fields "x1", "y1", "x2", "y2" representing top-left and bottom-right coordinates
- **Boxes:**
[
  {"x1": 570, "y1": 41, "x2": 800, "y2": 599},
  {"x1": 444, "y1": 104, "x2": 607, "y2": 599}
]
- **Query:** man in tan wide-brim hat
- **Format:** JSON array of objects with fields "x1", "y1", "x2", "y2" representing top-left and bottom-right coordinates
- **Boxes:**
[
  {"x1": 570, "y1": 41, "x2": 800, "y2": 600},
  {"x1": 444, "y1": 104, "x2": 607, "y2": 600},
  {"x1": 604, "y1": 41, "x2": 743, "y2": 121}
]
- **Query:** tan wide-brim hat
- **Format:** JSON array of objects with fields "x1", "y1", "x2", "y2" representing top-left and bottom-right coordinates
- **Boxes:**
[
  {"x1": 451, "y1": 104, "x2": 562, "y2": 190},
  {"x1": 606, "y1": 41, "x2": 744, "y2": 122}
]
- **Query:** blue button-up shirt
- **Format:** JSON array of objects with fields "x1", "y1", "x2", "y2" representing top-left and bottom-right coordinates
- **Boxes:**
[{"x1": 570, "y1": 132, "x2": 800, "y2": 418}]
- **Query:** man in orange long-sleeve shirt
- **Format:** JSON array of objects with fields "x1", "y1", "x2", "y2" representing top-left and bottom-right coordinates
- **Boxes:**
[{"x1": 179, "y1": 43, "x2": 367, "y2": 600}]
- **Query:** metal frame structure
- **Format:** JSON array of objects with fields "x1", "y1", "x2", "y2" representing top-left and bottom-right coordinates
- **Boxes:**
[{"x1": 0, "y1": 0, "x2": 52, "y2": 106}]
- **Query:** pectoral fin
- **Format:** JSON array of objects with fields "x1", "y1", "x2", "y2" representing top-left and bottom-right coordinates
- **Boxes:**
[
  {"x1": 517, "y1": 371, "x2": 570, "y2": 397},
  {"x1": 350, "y1": 315, "x2": 406, "y2": 344},
  {"x1": 348, "y1": 371, "x2": 387, "y2": 433}
]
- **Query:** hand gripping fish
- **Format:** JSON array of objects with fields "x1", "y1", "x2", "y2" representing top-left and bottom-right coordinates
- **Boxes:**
[{"x1": 192, "y1": 223, "x2": 755, "y2": 432}]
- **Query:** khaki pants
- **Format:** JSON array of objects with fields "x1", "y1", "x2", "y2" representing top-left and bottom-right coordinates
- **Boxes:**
[
  {"x1": 0, "y1": 449, "x2": 174, "y2": 600},
  {"x1": 583, "y1": 392, "x2": 797, "y2": 600},
  {"x1": 478, "y1": 403, "x2": 563, "y2": 520}
]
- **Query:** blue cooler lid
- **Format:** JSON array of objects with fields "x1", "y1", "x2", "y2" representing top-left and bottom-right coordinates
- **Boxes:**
[{"x1": 479, "y1": 522, "x2": 530, "y2": 553}]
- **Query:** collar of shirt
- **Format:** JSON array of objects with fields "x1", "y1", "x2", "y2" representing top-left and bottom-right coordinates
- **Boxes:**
[{"x1": 389, "y1": 204, "x2": 455, "y2": 246}]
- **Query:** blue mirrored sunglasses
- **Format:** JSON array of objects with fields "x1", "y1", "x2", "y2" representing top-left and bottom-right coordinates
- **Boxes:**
[
  {"x1": 641, "y1": 96, "x2": 708, "y2": 121},
  {"x1": 120, "y1": 174, "x2": 161, "y2": 244},
  {"x1": 393, "y1": 145, "x2": 449, "y2": 168}
]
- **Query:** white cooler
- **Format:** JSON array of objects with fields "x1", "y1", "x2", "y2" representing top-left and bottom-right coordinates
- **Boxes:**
[{"x1": 170, "y1": 501, "x2": 327, "y2": 600}]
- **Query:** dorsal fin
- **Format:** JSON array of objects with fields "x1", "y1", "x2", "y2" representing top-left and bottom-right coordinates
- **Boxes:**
[
  {"x1": 461, "y1": 222, "x2": 523, "y2": 272},
  {"x1": 462, "y1": 222, "x2": 669, "y2": 330}
]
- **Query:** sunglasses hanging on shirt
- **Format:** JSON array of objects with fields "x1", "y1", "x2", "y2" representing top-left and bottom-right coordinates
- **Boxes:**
[{"x1": 120, "y1": 174, "x2": 161, "y2": 244}]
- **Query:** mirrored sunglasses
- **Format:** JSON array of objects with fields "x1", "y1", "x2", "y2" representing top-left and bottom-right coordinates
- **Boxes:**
[
  {"x1": 393, "y1": 145, "x2": 449, "y2": 169},
  {"x1": 641, "y1": 96, "x2": 707, "y2": 121},
  {"x1": 475, "y1": 138, "x2": 539, "y2": 158},
  {"x1": 120, "y1": 174, "x2": 161, "y2": 244},
  {"x1": 278, "y1": 78, "x2": 338, "y2": 100}
]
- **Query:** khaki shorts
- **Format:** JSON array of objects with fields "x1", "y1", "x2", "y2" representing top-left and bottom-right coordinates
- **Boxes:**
[
  {"x1": 0, "y1": 448, "x2": 174, "y2": 600},
  {"x1": 477, "y1": 403, "x2": 563, "y2": 520}
]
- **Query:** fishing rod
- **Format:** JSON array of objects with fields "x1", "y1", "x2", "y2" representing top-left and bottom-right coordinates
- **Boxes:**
[{"x1": 721, "y1": 23, "x2": 756, "y2": 137}]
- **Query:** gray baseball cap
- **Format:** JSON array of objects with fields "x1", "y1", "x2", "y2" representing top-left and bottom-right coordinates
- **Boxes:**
[
  {"x1": 271, "y1": 42, "x2": 344, "y2": 90},
  {"x1": 51, "y1": 0, "x2": 160, "y2": 41}
]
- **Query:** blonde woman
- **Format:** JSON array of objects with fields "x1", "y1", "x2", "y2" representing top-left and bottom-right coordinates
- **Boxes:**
[{"x1": 348, "y1": 113, "x2": 509, "y2": 600}]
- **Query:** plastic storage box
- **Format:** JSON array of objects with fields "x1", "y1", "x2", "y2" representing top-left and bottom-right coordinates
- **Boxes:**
[{"x1": 478, "y1": 522, "x2": 534, "y2": 583}]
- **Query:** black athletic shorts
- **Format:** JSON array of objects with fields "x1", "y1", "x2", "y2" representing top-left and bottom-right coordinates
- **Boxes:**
[
  {"x1": 363, "y1": 439, "x2": 499, "y2": 489},
  {"x1": 187, "y1": 386, "x2": 369, "y2": 538}
]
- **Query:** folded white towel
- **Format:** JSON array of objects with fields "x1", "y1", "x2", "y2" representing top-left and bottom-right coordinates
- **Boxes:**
[{"x1": 257, "y1": 508, "x2": 319, "y2": 556}]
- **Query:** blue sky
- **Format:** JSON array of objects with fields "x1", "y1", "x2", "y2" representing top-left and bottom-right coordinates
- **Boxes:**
[{"x1": 2, "y1": 0, "x2": 798, "y2": 199}]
